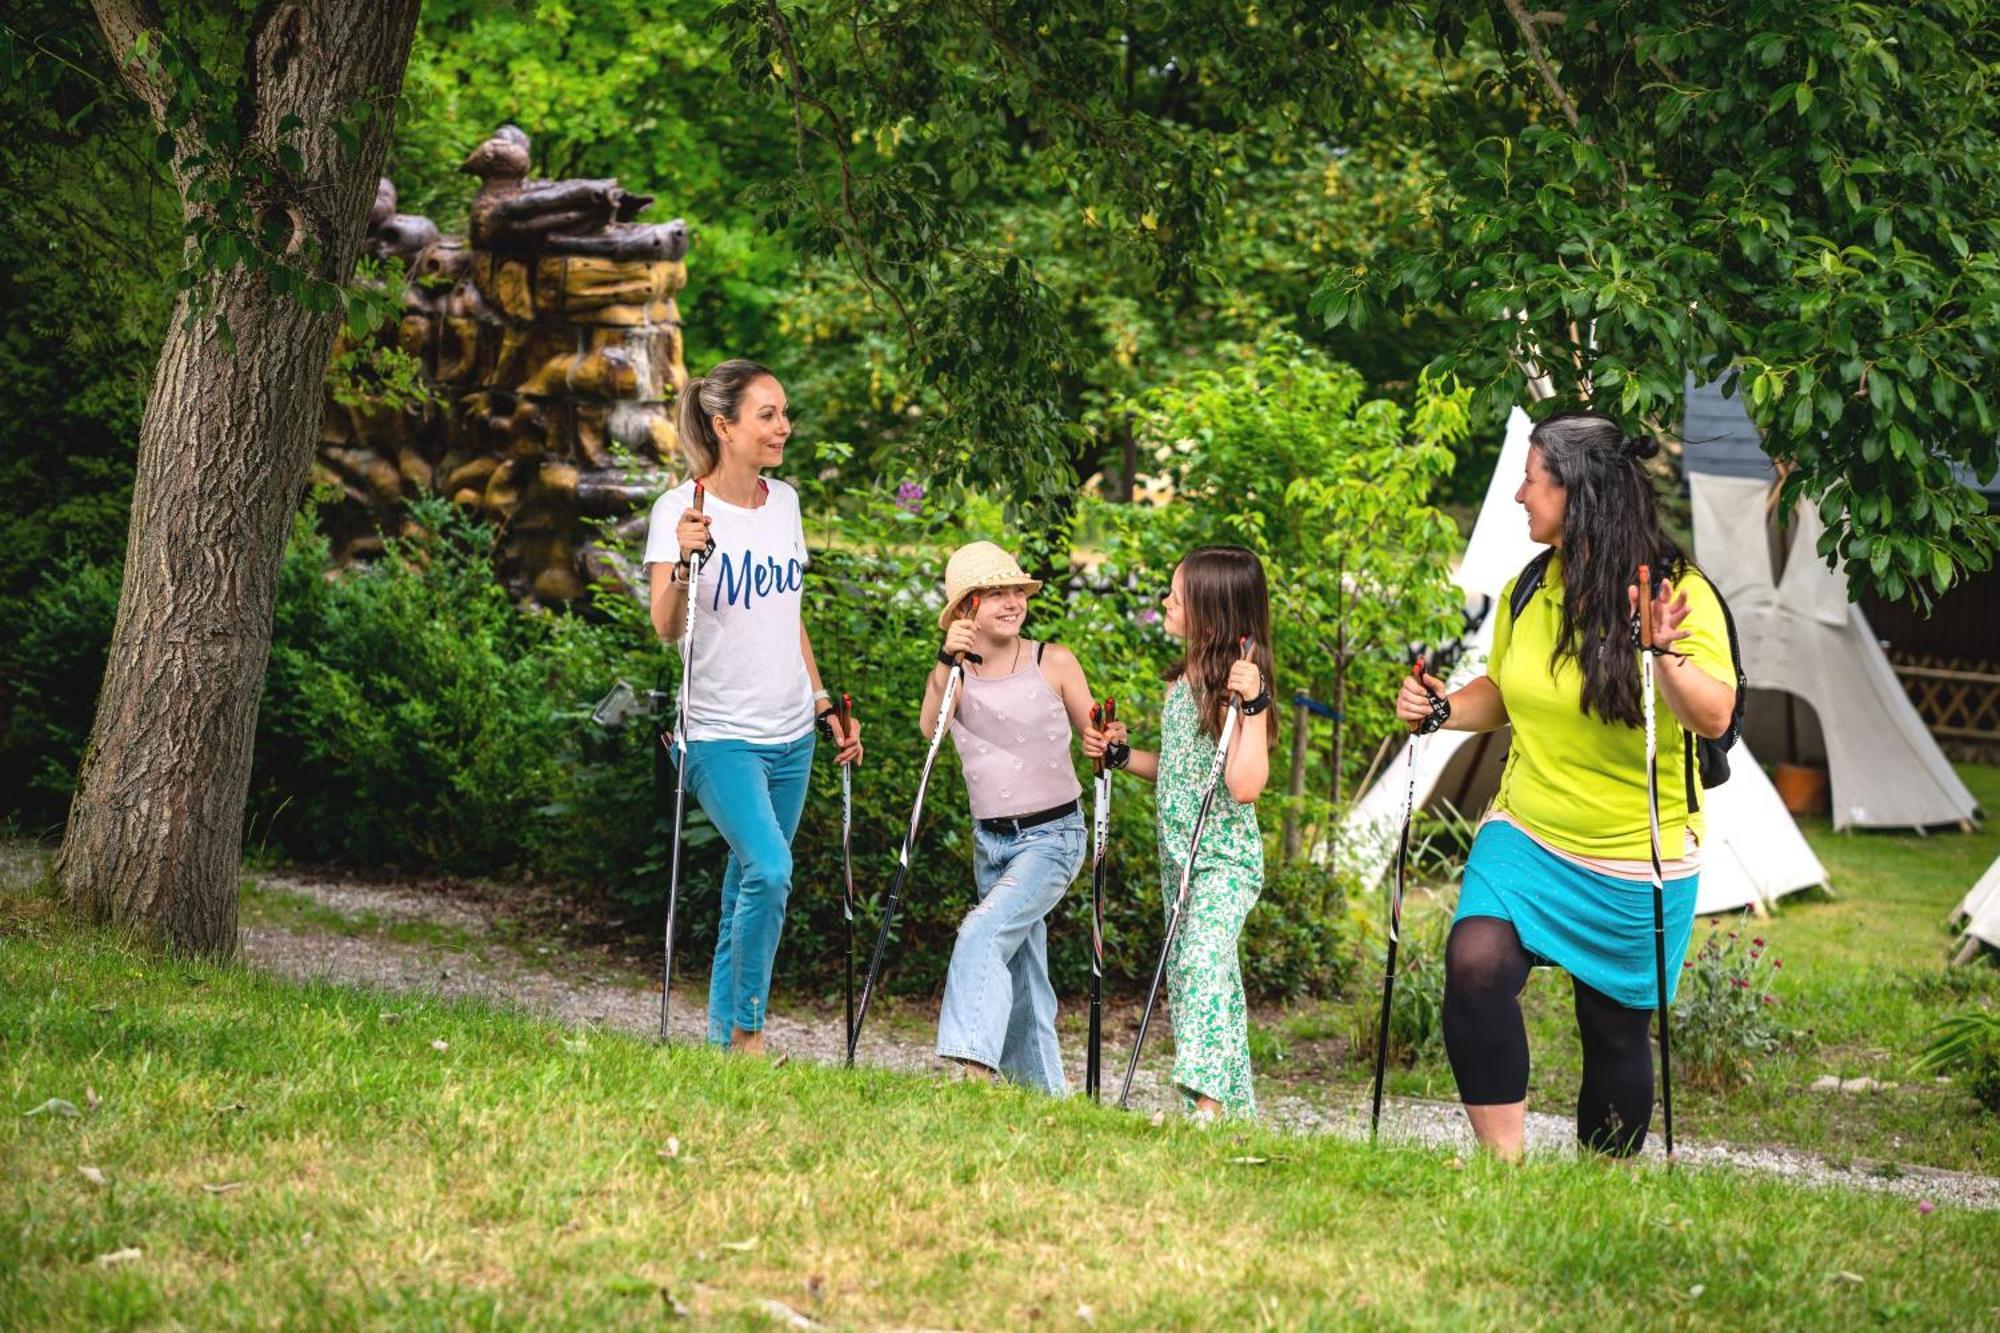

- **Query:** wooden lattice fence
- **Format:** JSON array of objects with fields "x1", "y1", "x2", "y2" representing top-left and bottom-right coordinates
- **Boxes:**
[{"x1": 1888, "y1": 650, "x2": 2000, "y2": 763}]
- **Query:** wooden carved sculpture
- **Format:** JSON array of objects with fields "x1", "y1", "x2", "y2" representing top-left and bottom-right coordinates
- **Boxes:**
[{"x1": 315, "y1": 124, "x2": 687, "y2": 604}]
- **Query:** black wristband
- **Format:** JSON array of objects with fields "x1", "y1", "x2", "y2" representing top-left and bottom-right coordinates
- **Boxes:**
[
  {"x1": 1103, "y1": 740, "x2": 1131, "y2": 771},
  {"x1": 816, "y1": 706, "x2": 839, "y2": 736},
  {"x1": 936, "y1": 648, "x2": 956, "y2": 668},
  {"x1": 1238, "y1": 689, "x2": 1273, "y2": 717},
  {"x1": 1416, "y1": 691, "x2": 1451, "y2": 736}
]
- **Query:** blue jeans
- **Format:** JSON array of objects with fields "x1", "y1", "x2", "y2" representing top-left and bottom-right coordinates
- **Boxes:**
[
  {"x1": 682, "y1": 731, "x2": 816, "y2": 1045},
  {"x1": 935, "y1": 809, "x2": 1085, "y2": 1094}
]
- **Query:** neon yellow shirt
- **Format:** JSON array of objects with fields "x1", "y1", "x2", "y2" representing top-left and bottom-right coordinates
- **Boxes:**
[{"x1": 1489, "y1": 555, "x2": 1734, "y2": 860}]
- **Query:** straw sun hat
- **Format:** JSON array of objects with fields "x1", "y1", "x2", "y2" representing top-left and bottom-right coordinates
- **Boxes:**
[{"x1": 938, "y1": 541, "x2": 1043, "y2": 628}]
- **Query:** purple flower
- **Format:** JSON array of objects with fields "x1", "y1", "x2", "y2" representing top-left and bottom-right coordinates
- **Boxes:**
[
  {"x1": 1138, "y1": 608, "x2": 1162, "y2": 626},
  {"x1": 1918, "y1": 1199, "x2": 1935, "y2": 1216},
  {"x1": 895, "y1": 481, "x2": 926, "y2": 514}
]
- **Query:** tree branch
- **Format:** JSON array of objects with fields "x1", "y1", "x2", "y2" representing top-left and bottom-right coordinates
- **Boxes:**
[
  {"x1": 89, "y1": 0, "x2": 170, "y2": 124},
  {"x1": 762, "y1": 0, "x2": 918, "y2": 345},
  {"x1": 1501, "y1": 0, "x2": 1583, "y2": 134}
]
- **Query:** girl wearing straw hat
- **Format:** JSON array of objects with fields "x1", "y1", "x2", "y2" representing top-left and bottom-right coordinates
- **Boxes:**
[{"x1": 924, "y1": 541, "x2": 1114, "y2": 1093}]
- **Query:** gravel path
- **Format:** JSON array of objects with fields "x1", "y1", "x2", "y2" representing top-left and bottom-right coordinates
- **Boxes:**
[
  {"x1": 238, "y1": 868, "x2": 2000, "y2": 1212},
  {"x1": 7, "y1": 845, "x2": 1994, "y2": 1210}
]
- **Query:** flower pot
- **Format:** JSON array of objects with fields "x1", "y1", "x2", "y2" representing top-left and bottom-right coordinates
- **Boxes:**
[{"x1": 1773, "y1": 762, "x2": 1830, "y2": 818}]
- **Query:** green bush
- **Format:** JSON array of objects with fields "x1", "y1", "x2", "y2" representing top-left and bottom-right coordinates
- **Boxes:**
[
  {"x1": 12, "y1": 345, "x2": 1469, "y2": 1005},
  {"x1": 1242, "y1": 862, "x2": 1358, "y2": 1001},
  {"x1": 1911, "y1": 1010, "x2": 2000, "y2": 1116},
  {"x1": 1348, "y1": 905, "x2": 1448, "y2": 1070},
  {"x1": 0, "y1": 556, "x2": 122, "y2": 830},
  {"x1": 256, "y1": 502, "x2": 649, "y2": 874}
]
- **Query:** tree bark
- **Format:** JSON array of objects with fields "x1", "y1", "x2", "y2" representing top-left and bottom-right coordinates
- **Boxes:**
[
  {"x1": 56, "y1": 0, "x2": 421, "y2": 957},
  {"x1": 1281, "y1": 697, "x2": 1309, "y2": 865}
]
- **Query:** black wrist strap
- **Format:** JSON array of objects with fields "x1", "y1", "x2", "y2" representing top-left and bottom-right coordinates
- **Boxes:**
[
  {"x1": 1103, "y1": 740, "x2": 1132, "y2": 771},
  {"x1": 1238, "y1": 689, "x2": 1273, "y2": 717}
]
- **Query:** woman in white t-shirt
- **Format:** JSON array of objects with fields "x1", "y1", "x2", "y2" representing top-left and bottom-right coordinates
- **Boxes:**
[{"x1": 645, "y1": 359, "x2": 863, "y2": 1055}]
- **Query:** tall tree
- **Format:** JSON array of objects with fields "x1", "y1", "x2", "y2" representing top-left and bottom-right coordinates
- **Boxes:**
[
  {"x1": 718, "y1": 2, "x2": 1997, "y2": 601},
  {"x1": 56, "y1": 0, "x2": 421, "y2": 956},
  {"x1": 1328, "y1": 0, "x2": 2000, "y2": 602}
]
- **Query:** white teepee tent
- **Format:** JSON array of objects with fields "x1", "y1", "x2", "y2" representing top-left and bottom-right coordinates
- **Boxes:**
[
  {"x1": 1342, "y1": 407, "x2": 1829, "y2": 917},
  {"x1": 1950, "y1": 859, "x2": 2000, "y2": 964},
  {"x1": 1686, "y1": 472, "x2": 1978, "y2": 832}
]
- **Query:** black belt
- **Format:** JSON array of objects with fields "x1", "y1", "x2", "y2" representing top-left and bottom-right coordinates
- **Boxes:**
[{"x1": 977, "y1": 800, "x2": 1080, "y2": 835}]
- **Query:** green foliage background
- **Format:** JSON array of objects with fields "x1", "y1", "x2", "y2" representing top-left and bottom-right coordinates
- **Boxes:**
[{"x1": 5, "y1": 1, "x2": 1997, "y2": 1001}]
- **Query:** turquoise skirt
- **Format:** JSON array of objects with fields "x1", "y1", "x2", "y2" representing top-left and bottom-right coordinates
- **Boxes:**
[{"x1": 1455, "y1": 820, "x2": 1697, "y2": 1010}]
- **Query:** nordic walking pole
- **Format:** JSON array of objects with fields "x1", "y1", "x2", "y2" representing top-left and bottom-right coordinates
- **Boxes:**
[
  {"x1": 660, "y1": 481, "x2": 711, "y2": 1042},
  {"x1": 1371, "y1": 653, "x2": 1449, "y2": 1142},
  {"x1": 1638, "y1": 564, "x2": 1677, "y2": 1157},
  {"x1": 1118, "y1": 639, "x2": 1252, "y2": 1110},
  {"x1": 837, "y1": 692, "x2": 858, "y2": 1065},
  {"x1": 848, "y1": 595, "x2": 982, "y2": 1063},
  {"x1": 1086, "y1": 697, "x2": 1116, "y2": 1102}
]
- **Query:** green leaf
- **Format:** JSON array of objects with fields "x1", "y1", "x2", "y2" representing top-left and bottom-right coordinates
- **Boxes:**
[{"x1": 1932, "y1": 548, "x2": 1955, "y2": 593}]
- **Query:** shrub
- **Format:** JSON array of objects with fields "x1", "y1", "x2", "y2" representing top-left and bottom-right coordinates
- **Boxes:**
[
  {"x1": 1242, "y1": 861, "x2": 1358, "y2": 1001},
  {"x1": 17, "y1": 343, "x2": 1472, "y2": 1008},
  {"x1": 1348, "y1": 906, "x2": 1447, "y2": 1070},
  {"x1": 0, "y1": 556, "x2": 122, "y2": 829},
  {"x1": 1911, "y1": 1010, "x2": 2000, "y2": 1116},
  {"x1": 1672, "y1": 919, "x2": 1789, "y2": 1091}
]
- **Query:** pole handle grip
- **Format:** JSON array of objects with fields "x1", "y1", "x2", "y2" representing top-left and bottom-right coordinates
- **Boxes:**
[{"x1": 1638, "y1": 563, "x2": 1655, "y2": 650}]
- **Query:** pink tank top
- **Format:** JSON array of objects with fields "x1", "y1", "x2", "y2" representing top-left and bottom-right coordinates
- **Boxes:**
[{"x1": 948, "y1": 641, "x2": 1083, "y2": 820}]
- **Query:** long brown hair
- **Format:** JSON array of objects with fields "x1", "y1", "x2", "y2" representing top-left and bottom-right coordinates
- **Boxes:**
[
  {"x1": 1529, "y1": 411, "x2": 1686, "y2": 727},
  {"x1": 1165, "y1": 546, "x2": 1277, "y2": 747}
]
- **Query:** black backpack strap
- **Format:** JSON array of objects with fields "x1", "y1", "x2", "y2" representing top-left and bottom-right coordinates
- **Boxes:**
[
  {"x1": 1035, "y1": 640, "x2": 1046, "y2": 664},
  {"x1": 1508, "y1": 549, "x2": 1555, "y2": 623},
  {"x1": 1684, "y1": 730, "x2": 1699, "y2": 814}
]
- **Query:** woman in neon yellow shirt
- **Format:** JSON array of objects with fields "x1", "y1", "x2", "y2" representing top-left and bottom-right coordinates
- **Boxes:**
[{"x1": 1394, "y1": 411, "x2": 1736, "y2": 1161}]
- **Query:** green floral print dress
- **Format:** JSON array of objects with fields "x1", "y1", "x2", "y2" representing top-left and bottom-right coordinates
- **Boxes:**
[{"x1": 1154, "y1": 678, "x2": 1264, "y2": 1115}]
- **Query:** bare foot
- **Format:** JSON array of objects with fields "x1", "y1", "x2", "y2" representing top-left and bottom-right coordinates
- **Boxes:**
[
  {"x1": 954, "y1": 1059, "x2": 997, "y2": 1083},
  {"x1": 731, "y1": 1027, "x2": 766, "y2": 1057},
  {"x1": 1191, "y1": 1095, "x2": 1224, "y2": 1123}
]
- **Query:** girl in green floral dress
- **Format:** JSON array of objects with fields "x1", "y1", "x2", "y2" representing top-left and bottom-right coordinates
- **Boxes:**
[{"x1": 1089, "y1": 547, "x2": 1275, "y2": 1117}]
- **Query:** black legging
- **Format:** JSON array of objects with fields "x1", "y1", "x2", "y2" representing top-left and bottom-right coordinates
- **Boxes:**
[{"x1": 1441, "y1": 916, "x2": 1658, "y2": 1157}]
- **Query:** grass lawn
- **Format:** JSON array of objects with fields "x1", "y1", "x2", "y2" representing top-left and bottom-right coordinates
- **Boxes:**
[
  {"x1": 1269, "y1": 765, "x2": 2000, "y2": 1174},
  {"x1": 4, "y1": 890, "x2": 1998, "y2": 1331}
]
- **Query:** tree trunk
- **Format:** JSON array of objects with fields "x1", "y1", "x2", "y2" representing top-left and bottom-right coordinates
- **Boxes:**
[
  {"x1": 1116, "y1": 411, "x2": 1136, "y2": 503},
  {"x1": 56, "y1": 0, "x2": 421, "y2": 957},
  {"x1": 1281, "y1": 696, "x2": 1309, "y2": 864}
]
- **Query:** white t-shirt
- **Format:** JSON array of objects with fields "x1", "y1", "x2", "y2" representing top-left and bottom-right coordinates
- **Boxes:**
[{"x1": 643, "y1": 477, "x2": 816, "y2": 745}]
